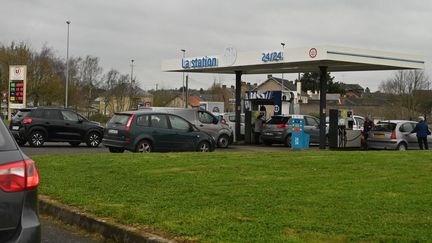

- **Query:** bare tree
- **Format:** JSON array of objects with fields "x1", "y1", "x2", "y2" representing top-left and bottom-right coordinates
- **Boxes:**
[
  {"x1": 77, "y1": 55, "x2": 102, "y2": 117},
  {"x1": 379, "y1": 70, "x2": 430, "y2": 118}
]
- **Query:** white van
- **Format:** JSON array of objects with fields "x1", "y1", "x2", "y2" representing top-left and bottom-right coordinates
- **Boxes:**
[{"x1": 139, "y1": 107, "x2": 233, "y2": 148}]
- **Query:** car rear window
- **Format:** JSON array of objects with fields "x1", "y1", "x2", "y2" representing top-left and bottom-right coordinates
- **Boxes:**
[
  {"x1": 0, "y1": 121, "x2": 17, "y2": 151},
  {"x1": 108, "y1": 114, "x2": 131, "y2": 126},
  {"x1": 372, "y1": 122, "x2": 397, "y2": 132},
  {"x1": 267, "y1": 116, "x2": 290, "y2": 125},
  {"x1": 14, "y1": 109, "x2": 31, "y2": 118}
]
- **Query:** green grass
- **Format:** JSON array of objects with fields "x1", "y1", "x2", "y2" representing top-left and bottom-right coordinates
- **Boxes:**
[{"x1": 34, "y1": 151, "x2": 432, "y2": 242}]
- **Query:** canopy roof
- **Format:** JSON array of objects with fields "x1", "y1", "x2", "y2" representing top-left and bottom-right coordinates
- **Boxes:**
[{"x1": 162, "y1": 45, "x2": 424, "y2": 74}]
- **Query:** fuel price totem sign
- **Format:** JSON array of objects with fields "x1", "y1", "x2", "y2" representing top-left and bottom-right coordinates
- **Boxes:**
[{"x1": 8, "y1": 65, "x2": 27, "y2": 118}]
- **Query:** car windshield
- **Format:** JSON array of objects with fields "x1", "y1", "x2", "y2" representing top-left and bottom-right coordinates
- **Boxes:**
[
  {"x1": 267, "y1": 116, "x2": 290, "y2": 125},
  {"x1": 372, "y1": 122, "x2": 397, "y2": 132},
  {"x1": 0, "y1": 121, "x2": 17, "y2": 151},
  {"x1": 108, "y1": 114, "x2": 131, "y2": 125}
]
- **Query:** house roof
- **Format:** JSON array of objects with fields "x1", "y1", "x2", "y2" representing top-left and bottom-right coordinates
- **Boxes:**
[{"x1": 254, "y1": 76, "x2": 296, "y2": 91}]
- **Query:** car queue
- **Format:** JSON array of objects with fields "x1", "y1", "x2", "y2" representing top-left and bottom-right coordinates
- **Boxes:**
[{"x1": 5, "y1": 106, "x2": 432, "y2": 152}]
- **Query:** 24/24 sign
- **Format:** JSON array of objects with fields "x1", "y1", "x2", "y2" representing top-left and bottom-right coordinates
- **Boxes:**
[{"x1": 261, "y1": 51, "x2": 284, "y2": 62}]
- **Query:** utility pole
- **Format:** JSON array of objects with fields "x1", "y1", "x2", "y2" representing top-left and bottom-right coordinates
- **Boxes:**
[
  {"x1": 185, "y1": 74, "x2": 189, "y2": 108},
  {"x1": 130, "y1": 59, "x2": 134, "y2": 83},
  {"x1": 65, "y1": 20, "x2": 71, "y2": 108},
  {"x1": 281, "y1": 42, "x2": 285, "y2": 91},
  {"x1": 181, "y1": 49, "x2": 186, "y2": 107}
]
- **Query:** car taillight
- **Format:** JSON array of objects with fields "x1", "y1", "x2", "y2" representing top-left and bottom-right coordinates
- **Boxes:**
[
  {"x1": 0, "y1": 159, "x2": 39, "y2": 192},
  {"x1": 125, "y1": 114, "x2": 135, "y2": 131},
  {"x1": 23, "y1": 117, "x2": 33, "y2": 124},
  {"x1": 391, "y1": 131, "x2": 397, "y2": 139},
  {"x1": 276, "y1": 124, "x2": 287, "y2": 129}
]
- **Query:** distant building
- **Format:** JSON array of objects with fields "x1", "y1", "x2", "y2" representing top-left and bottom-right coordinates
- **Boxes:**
[{"x1": 165, "y1": 95, "x2": 201, "y2": 108}]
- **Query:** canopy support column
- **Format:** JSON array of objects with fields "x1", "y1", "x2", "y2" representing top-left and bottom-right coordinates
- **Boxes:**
[
  {"x1": 235, "y1": 70, "x2": 242, "y2": 141},
  {"x1": 319, "y1": 66, "x2": 328, "y2": 149}
]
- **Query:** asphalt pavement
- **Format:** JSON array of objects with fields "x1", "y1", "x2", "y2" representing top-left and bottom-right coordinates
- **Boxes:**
[
  {"x1": 41, "y1": 215, "x2": 111, "y2": 243},
  {"x1": 21, "y1": 142, "x2": 313, "y2": 156}
]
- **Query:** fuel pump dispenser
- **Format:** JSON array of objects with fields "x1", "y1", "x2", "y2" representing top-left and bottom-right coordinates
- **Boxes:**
[
  {"x1": 290, "y1": 115, "x2": 310, "y2": 149},
  {"x1": 329, "y1": 109, "x2": 362, "y2": 149}
]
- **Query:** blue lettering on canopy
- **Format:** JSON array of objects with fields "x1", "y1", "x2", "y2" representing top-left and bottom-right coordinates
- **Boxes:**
[{"x1": 182, "y1": 56, "x2": 218, "y2": 69}]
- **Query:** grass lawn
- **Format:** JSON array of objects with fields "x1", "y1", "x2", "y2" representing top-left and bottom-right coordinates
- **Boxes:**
[{"x1": 34, "y1": 151, "x2": 432, "y2": 242}]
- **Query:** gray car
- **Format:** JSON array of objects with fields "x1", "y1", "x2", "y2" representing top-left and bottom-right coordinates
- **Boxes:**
[
  {"x1": 139, "y1": 107, "x2": 233, "y2": 148},
  {"x1": 367, "y1": 120, "x2": 432, "y2": 150},
  {"x1": 260, "y1": 115, "x2": 321, "y2": 147},
  {"x1": 0, "y1": 120, "x2": 40, "y2": 242}
]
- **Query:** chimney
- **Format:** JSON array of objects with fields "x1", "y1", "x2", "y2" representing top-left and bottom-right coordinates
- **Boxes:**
[
  {"x1": 267, "y1": 74, "x2": 272, "y2": 79},
  {"x1": 231, "y1": 85, "x2": 235, "y2": 89},
  {"x1": 222, "y1": 84, "x2": 227, "y2": 89},
  {"x1": 253, "y1": 83, "x2": 258, "y2": 88}
]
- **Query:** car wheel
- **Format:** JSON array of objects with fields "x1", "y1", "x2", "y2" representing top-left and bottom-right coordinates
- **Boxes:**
[
  {"x1": 217, "y1": 134, "x2": 229, "y2": 148},
  {"x1": 197, "y1": 141, "x2": 211, "y2": 152},
  {"x1": 263, "y1": 141, "x2": 272, "y2": 146},
  {"x1": 108, "y1": 147, "x2": 125, "y2": 153},
  {"x1": 136, "y1": 140, "x2": 152, "y2": 153},
  {"x1": 284, "y1": 134, "x2": 292, "y2": 147},
  {"x1": 397, "y1": 142, "x2": 407, "y2": 151},
  {"x1": 69, "y1": 142, "x2": 80, "y2": 147},
  {"x1": 28, "y1": 131, "x2": 45, "y2": 147},
  {"x1": 86, "y1": 132, "x2": 102, "y2": 147},
  {"x1": 16, "y1": 138, "x2": 27, "y2": 146}
]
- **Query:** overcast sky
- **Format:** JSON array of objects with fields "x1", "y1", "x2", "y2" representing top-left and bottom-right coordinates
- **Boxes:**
[{"x1": 1, "y1": 0, "x2": 431, "y2": 91}]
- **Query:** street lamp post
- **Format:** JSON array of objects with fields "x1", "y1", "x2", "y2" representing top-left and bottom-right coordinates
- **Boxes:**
[
  {"x1": 130, "y1": 59, "x2": 134, "y2": 83},
  {"x1": 181, "y1": 49, "x2": 186, "y2": 107},
  {"x1": 281, "y1": 42, "x2": 285, "y2": 91},
  {"x1": 65, "y1": 20, "x2": 71, "y2": 108}
]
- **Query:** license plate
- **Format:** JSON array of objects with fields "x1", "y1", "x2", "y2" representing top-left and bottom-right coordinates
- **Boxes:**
[
  {"x1": 12, "y1": 126, "x2": 19, "y2": 130},
  {"x1": 263, "y1": 132, "x2": 272, "y2": 136},
  {"x1": 108, "y1": 129, "x2": 118, "y2": 135},
  {"x1": 374, "y1": 134, "x2": 385, "y2": 138}
]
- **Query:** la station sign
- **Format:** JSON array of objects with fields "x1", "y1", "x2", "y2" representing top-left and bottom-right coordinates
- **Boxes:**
[{"x1": 9, "y1": 65, "x2": 27, "y2": 109}]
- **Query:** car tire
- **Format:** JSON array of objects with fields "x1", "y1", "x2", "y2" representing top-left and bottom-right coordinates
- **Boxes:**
[
  {"x1": 28, "y1": 131, "x2": 45, "y2": 147},
  {"x1": 263, "y1": 141, "x2": 272, "y2": 146},
  {"x1": 197, "y1": 141, "x2": 211, "y2": 152},
  {"x1": 217, "y1": 134, "x2": 230, "y2": 148},
  {"x1": 396, "y1": 142, "x2": 407, "y2": 151},
  {"x1": 284, "y1": 134, "x2": 292, "y2": 147},
  {"x1": 108, "y1": 147, "x2": 125, "y2": 153},
  {"x1": 70, "y1": 142, "x2": 81, "y2": 147},
  {"x1": 135, "y1": 140, "x2": 152, "y2": 153},
  {"x1": 86, "y1": 132, "x2": 102, "y2": 147},
  {"x1": 16, "y1": 138, "x2": 27, "y2": 146}
]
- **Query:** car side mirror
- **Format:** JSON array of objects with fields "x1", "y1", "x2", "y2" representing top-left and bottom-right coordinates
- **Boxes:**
[
  {"x1": 213, "y1": 117, "x2": 219, "y2": 124},
  {"x1": 78, "y1": 117, "x2": 84, "y2": 123}
]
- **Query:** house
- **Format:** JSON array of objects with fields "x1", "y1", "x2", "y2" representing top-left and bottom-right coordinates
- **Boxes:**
[
  {"x1": 96, "y1": 85, "x2": 154, "y2": 116},
  {"x1": 165, "y1": 95, "x2": 201, "y2": 108},
  {"x1": 341, "y1": 83, "x2": 364, "y2": 98}
]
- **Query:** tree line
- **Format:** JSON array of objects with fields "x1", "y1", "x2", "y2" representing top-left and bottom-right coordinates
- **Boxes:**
[{"x1": 0, "y1": 41, "x2": 140, "y2": 117}]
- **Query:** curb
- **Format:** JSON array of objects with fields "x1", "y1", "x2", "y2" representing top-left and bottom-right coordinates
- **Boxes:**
[{"x1": 39, "y1": 195, "x2": 177, "y2": 243}]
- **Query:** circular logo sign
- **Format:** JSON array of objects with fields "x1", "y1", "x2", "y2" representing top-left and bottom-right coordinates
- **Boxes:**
[
  {"x1": 309, "y1": 48, "x2": 317, "y2": 58},
  {"x1": 274, "y1": 105, "x2": 280, "y2": 113},
  {"x1": 222, "y1": 46, "x2": 237, "y2": 66},
  {"x1": 15, "y1": 68, "x2": 21, "y2": 75}
]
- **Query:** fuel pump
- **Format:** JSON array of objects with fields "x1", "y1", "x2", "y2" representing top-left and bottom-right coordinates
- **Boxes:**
[{"x1": 329, "y1": 109, "x2": 362, "y2": 148}]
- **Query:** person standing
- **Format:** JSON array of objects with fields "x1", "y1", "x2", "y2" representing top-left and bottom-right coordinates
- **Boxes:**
[
  {"x1": 411, "y1": 116, "x2": 430, "y2": 150},
  {"x1": 254, "y1": 114, "x2": 264, "y2": 145},
  {"x1": 362, "y1": 116, "x2": 375, "y2": 149}
]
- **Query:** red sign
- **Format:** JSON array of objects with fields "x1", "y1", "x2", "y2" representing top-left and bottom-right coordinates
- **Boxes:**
[{"x1": 309, "y1": 48, "x2": 317, "y2": 58}]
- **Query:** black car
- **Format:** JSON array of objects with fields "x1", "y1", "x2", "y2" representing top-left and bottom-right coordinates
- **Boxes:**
[
  {"x1": 0, "y1": 119, "x2": 41, "y2": 242},
  {"x1": 9, "y1": 107, "x2": 104, "y2": 147},
  {"x1": 102, "y1": 111, "x2": 216, "y2": 153}
]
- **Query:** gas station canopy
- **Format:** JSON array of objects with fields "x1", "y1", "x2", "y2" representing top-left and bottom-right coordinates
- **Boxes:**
[
  {"x1": 162, "y1": 45, "x2": 425, "y2": 149},
  {"x1": 162, "y1": 45, "x2": 424, "y2": 74}
]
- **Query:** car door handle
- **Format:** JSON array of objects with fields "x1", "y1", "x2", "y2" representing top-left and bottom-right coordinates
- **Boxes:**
[
  {"x1": 45, "y1": 122, "x2": 50, "y2": 124},
  {"x1": 199, "y1": 124, "x2": 204, "y2": 127},
  {"x1": 65, "y1": 123, "x2": 70, "y2": 126}
]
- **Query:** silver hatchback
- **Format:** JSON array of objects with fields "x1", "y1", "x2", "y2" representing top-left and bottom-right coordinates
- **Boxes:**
[{"x1": 367, "y1": 120, "x2": 432, "y2": 150}]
